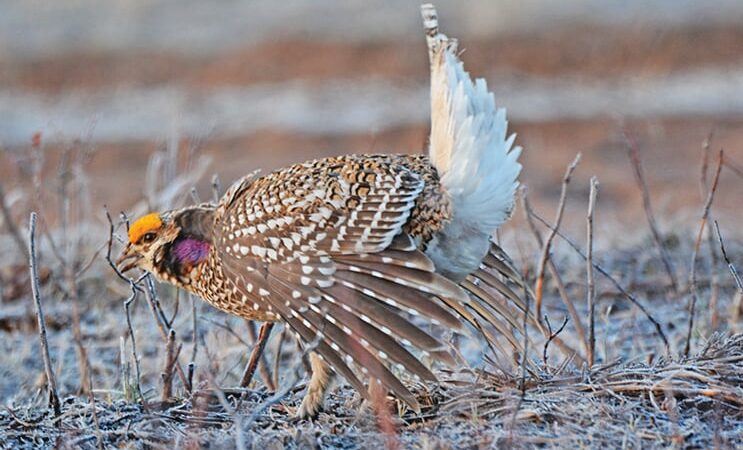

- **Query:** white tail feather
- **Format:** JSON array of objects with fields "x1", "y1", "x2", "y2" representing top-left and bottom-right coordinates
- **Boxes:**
[{"x1": 421, "y1": 4, "x2": 522, "y2": 280}]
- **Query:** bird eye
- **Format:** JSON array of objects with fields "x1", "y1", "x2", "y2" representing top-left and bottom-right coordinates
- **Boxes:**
[{"x1": 142, "y1": 232, "x2": 156, "y2": 243}]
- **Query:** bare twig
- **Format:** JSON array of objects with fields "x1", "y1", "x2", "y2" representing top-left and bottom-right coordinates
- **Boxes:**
[
  {"x1": 699, "y1": 129, "x2": 715, "y2": 197},
  {"x1": 201, "y1": 367, "x2": 247, "y2": 450},
  {"x1": 586, "y1": 177, "x2": 599, "y2": 366},
  {"x1": 0, "y1": 183, "x2": 29, "y2": 259},
  {"x1": 60, "y1": 195, "x2": 91, "y2": 395},
  {"x1": 124, "y1": 286, "x2": 147, "y2": 410},
  {"x1": 506, "y1": 278, "x2": 533, "y2": 447},
  {"x1": 699, "y1": 132, "x2": 721, "y2": 330},
  {"x1": 543, "y1": 315, "x2": 569, "y2": 368},
  {"x1": 520, "y1": 281, "x2": 532, "y2": 391},
  {"x1": 28, "y1": 212, "x2": 61, "y2": 417},
  {"x1": 240, "y1": 322, "x2": 275, "y2": 388},
  {"x1": 722, "y1": 154, "x2": 743, "y2": 179},
  {"x1": 168, "y1": 289, "x2": 181, "y2": 326},
  {"x1": 68, "y1": 277, "x2": 92, "y2": 396},
  {"x1": 699, "y1": 132, "x2": 720, "y2": 330},
  {"x1": 104, "y1": 209, "x2": 143, "y2": 285},
  {"x1": 520, "y1": 189, "x2": 587, "y2": 363},
  {"x1": 189, "y1": 293, "x2": 199, "y2": 390},
  {"x1": 244, "y1": 320, "x2": 276, "y2": 391},
  {"x1": 714, "y1": 221, "x2": 743, "y2": 292},
  {"x1": 162, "y1": 329, "x2": 182, "y2": 402},
  {"x1": 211, "y1": 174, "x2": 222, "y2": 203},
  {"x1": 534, "y1": 153, "x2": 581, "y2": 323},
  {"x1": 142, "y1": 274, "x2": 192, "y2": 392},
  {"x1": 529, "y1": 211, "x2": 670, "y2": 351},
  {"x1": 624, "y1": 130, "x2": 679, "y2": 292},
  {"x1": 685, "y1": 150, "x2": 723, "y2": 357}
]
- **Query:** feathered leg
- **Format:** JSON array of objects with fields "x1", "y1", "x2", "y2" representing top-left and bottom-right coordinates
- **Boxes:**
[{"x1": 296, "y1": 351, "x2": 334, "y2": 418}]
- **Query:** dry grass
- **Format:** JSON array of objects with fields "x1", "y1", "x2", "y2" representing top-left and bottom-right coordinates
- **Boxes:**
[{"x1": 0, "y1": 133, "x2": 742, "y2": 449}]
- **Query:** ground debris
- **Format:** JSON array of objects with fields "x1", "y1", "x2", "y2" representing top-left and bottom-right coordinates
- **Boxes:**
[{"x1": 0, "y1": 334, "x2": 740, "y2": 449}]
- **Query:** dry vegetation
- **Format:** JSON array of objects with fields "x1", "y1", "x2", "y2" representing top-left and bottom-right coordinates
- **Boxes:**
[{"x1": 0, "y1": 132, "x2": 742, "y2": 449}]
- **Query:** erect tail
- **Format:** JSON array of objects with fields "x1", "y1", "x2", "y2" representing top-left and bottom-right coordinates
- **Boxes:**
[
  {"x1": 422, "y1": 4, "x2": 522, "y2": 236},
  {"x1": 420, "y1": 6, "x2": 533, "y2": 369}
]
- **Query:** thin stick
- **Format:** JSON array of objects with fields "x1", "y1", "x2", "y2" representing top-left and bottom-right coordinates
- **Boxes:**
[
  {"x1": 506, "y1": 278, "x2": 533, "y2": 446},
  {"x1": 189, "y1": 294, "x2": 199, "y2": 390},
  {"x1": 59, "y1": 161, "x2": 91, "y2": 394},
  {"x1": 211, "y1": 174, "x2": 222, "y2": 203},
  {"x1": 699, "y1": 132, "x2": 721, "y2": 330},
  {"x1": 714, "y1": 221, "x2": 743, "y2": 291},
  {"x1": 520, "y1": 189, "x2": 587, "y2": 363},
  {"x1": 529, "y1": 211, "x2": 670, "y2": 351},
  {"x1": 245, "y1": 321, "x2": 276, "y2": 391},
  {"x1": 699, "y1": 129, "x2": 714, "y2": 197},
  {"x1": 201, "y1": 365, "x2": 247, "y2": 450},
  {"x1": 534, "y1": 153, "x2": 581, "y2": 322},
  {"x1": 685, "y1": 150, "x2": 724, "y2": 357},
  {"x1": 240, "y1": 322, "x2": 275, "y2": 388},
  {"x1": 543, "y1": 315, "x2": 569, "y2": 368},
  {"x1": 142, "y1": 275, "x2": 191, "y2": 392},
  {"x1": 586, "y1": 177, "x2": 599, "y2": 366},
  {"x1": 28, "y1": 212, "x2": 61, "y2": 417},
  {"x1": 0, "y1": 183, "x2": 29, "y2": 259},
  {"x1": 162, "y1": 329, "x2": 182, "y2": 402},
  {"x1": 124, "y1": 285, "x2": 148, "y2": 410},
  {"x1": 624, "y1": 130, "x2": 679, "y2": 292},
  {"x1": 722, "y1": 155, "x2": 743, "y2": 179}
]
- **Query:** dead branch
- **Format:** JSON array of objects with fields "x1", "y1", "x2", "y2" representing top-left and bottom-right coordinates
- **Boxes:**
[
  {"x1": 162, "y1": 329, "x2": 182, "y2": 402},
  {"x1": 586, "y1": 177, "x2": 599, "y2": 366},
  {"x1": 506, "y1": 279, "x2": 533, "y2": 447},
  {"x1": 723, "y1": 154, "x2": 743, "y2": 179},
  {"x1": 624, "y1": 130, "x2": 679, "y2": 292},
  {"x1": 534, "y1": 153, "x2": 581, "y2": 323},
  {"x1": 240, "y1": 322, "x2": 275, "y2": 388},
  {"x1": 189, "y1": 293, "x2": 199, "y2": 390},
  {"x1": 685, "y1": 149, "x2": 723, "y2": 357},
  {"x1": 699, "y1": 129, "x2": 715, "y2": 197},
  {"x1": 0, "y1": 183, "x2": 29, "y2": 260},
  {"x1": 714, "y1": 221, "x2": 743, "y2": 292},
  {"x1": 142, "y1": 275, "x2": 192, "y2": 393},
  {"x1": 211, "y1": 173, "x2": 222, "y2": 203},
  {"x1": 124, "y1": 285, "x2": 148, "y2": 410},
  {"x1": 699, "y1": 132, "x2": 721, "y2": 330},
  {"x1": 529, "y1": 211, "x2": 670, "y2": 352},
  {"x1": 28, "y1": 212, "x2": 61, "y2": 417},
  {"x1": 520, "y1": 189, "x2": 587, "y2": 363},
  {"x1": 244, "y1": 320, "x2": 276, "y2": 391},
  {"x1": 543, "y1": 315, "x2": 569, "y2": 368}
]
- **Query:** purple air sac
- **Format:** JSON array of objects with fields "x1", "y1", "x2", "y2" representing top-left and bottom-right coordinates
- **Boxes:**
[{"x1": 174, "y1": 238, "x2": 211, "y2": 266}]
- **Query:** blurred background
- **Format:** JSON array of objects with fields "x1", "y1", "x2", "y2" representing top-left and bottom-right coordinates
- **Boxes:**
[{"x1": 1, "y1": 0, "x2": 742, "y2": 240}]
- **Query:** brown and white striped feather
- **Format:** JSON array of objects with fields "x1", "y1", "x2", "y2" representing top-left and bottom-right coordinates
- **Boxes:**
[{"x1": 213, "y1": 156, "x2": 470, "y2": 410}]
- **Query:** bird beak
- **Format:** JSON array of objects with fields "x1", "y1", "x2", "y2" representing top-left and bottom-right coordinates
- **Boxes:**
[{"x1": 116, "y1": 244, "x2": 142, "y2": 273}]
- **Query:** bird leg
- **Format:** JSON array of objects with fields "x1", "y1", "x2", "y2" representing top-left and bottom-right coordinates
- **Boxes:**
[
  {"x1": 295, "y1": 351, "x2": 333, "y2": 418},
  {"x1": 239, "y1": 321, "x2": 275, "y2": 388}
]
